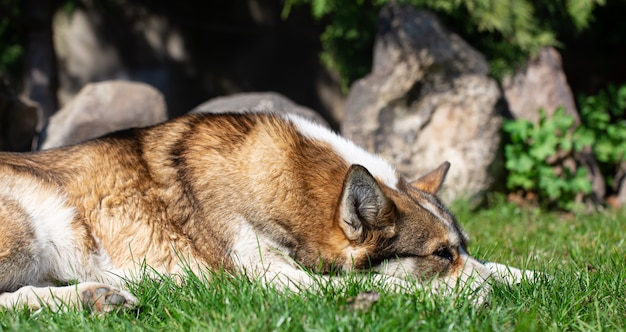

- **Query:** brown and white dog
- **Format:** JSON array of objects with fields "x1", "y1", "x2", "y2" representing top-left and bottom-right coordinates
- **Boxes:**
[{"x1": 0, "y1": 112, "x2": 533, "y2": 312}]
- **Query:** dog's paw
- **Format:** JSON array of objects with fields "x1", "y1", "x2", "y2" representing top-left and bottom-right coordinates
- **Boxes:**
[
  {"x1": 483, "y1": 262, "x2": 543, "y2": 285},
  {"x1": 77, "y1": 283, "x2": 138, "y2": 313}
]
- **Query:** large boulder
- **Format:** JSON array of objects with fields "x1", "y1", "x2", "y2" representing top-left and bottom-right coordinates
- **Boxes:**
[
  {"x1": 190, "y1": 92, "x2": 329, "y2": 127},
  {"x1": 342, "y1": 4, "x2": 504, "y2": 203},
  {"x1": 503, "y1": 47, "x2": 579, "y2": 122},
  {"x1": 52, "y1": 4, "x2": 343, "y2": 123},
  {"x1": 40, "y1": 81, "x2": 167, "y2": 149}
]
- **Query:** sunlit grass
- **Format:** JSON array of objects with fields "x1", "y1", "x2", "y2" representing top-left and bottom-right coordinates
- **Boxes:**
[{"x1": 1, "y1": 198, "x2": 624, "y2": 331}]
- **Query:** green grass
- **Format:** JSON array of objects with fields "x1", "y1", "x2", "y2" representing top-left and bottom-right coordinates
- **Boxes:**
[{"x1": 1, "y1": 199, "x2": 625, "y2": 331}]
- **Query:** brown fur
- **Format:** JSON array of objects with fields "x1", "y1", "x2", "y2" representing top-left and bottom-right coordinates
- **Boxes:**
[{"x1": 0, "y1": 112, "x2": 533, "y2": 312}]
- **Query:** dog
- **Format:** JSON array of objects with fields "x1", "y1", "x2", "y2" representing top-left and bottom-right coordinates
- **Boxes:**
[{"x1": 0, "y1": 112, "x2": 534, "y2": 312}]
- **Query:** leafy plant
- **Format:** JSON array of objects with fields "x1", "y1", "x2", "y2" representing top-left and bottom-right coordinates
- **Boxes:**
[
  {"x1": 578, "y1": 84, "x2": 626, "y2": 190},
  {"x1": 283, "y1": 0, "x2": 384, "y2": 91},
  {"x1": 503, "y1": 108, "x2": 594, "y2": 210}
]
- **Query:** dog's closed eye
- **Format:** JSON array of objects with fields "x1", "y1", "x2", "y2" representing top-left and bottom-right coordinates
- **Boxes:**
[{"x1": 433, "y1": 247, "x2": 454, "y2": 262}]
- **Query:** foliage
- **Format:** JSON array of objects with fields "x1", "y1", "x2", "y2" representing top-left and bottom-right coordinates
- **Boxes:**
[
  {"x1": 2, "y1": 204, "x2": 626, "y2": 330},
  {"x1": 283, "y1": 0, "x2": 384, "y2": 91},
  {"x1": 0, "y1": 0, "x2": 21, "y2": 78},
  {"x1": 503, "y1": 84, "x2": 626, "y2": 210},
  {"x1": 578, "y1": 84, "x2": 626, "y2": 189},
  {"x1": 407, "y1": 0, "x2": 556, "y2": 78},
  {"x1": 282, "y1": 0, "x2": 604, "y2": 90},
  {"x1": 503, "y1": 108, "x2": 594, "y2": 210},
  {"x1": 537, "y1": 0, "x2": 605, "y2": 32}
]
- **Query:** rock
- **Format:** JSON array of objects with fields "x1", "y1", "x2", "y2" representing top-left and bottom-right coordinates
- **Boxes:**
[
  {"x1": 52, "y1": 4, "x2": 343, "y2": 123},
  {"x1": 0, "y1": 76, "x2": 40, "y2": 151},
  {"x1": 40, "y1": 81, "x2": 167, "y2": 149},
  {"x1": 503, "y1": 46, "x2": 605, "y2": 202},
  {"x1": 342, "y1": 4, "x2": 504, "y2": 203},
  {"x1": 190, "y1": 92, "x2": 329, "y2": 127},
  {"x1": 503, "y1": 47, "x2": 579, "y2": 122}
]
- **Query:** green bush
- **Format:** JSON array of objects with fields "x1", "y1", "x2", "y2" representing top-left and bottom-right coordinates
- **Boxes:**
[
  {"x1": 503, "y1": 84, "x2": 626, "y2": 210},
  {"x1": 503, "y1": 108, "x2": 594, "y2": 210},
  {"x1": 579, "y1": 84, "x2": 626, "y2": 189},
  {"x1": 283, "y1": 0, "x2": 383, "y2": 91},
  {"x1": 283, "y1": 0, "x2": 604, "y2": 90}
]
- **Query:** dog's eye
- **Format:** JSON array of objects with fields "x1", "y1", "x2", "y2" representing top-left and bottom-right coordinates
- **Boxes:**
[{"x1": 433, "y1": 247, "x2": 454, "y2": 262}]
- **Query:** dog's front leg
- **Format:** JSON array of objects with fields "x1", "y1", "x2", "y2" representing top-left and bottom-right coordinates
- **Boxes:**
[
  {"x1": 0, "y1": 282, "x2": 138, "y2": 313},
  {"x1": 482, "y1": 262, "x2": 539, "y2": 285}
]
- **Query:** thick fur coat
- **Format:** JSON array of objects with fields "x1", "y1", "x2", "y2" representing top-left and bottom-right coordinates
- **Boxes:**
[{"x1": 0, "y1": 113, "x2": 532, "y2": 312}]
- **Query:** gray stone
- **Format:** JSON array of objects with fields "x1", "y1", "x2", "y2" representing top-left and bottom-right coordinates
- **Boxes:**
[
  {"x1": 342, "y1": 4, "x2": 504, "y2": 203},
  {"x1": 503, "y1": 47, "x2": 579, "y2": 123},
  {"x1": 52, "y1": 4, "x2": 344, "y2": 123},
  {"x1": 190, "y1": 92, "x2": 329, "y2": 127},
  {"x1": 41, "y1": 81, "x2": 167, "y2": 149}
]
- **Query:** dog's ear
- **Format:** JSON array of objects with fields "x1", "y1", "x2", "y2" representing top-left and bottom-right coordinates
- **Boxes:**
[
  {"x1": 410, "y1": 161, "x2": 450, "y2": 195},
  {"x1": 338, "y1": 164, "x2": 395, "y2": 242}
]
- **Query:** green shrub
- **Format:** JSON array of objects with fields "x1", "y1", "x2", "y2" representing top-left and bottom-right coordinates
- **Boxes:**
[
  {"x1": 502, "y1": 84, "x2": 626, "y2": 210},
  {"x1": 283, "y1": 0, "x2": 383, "y2": 91},
  {"x1": 503, "y1": 108, "x2": 594, "y2": 210}
]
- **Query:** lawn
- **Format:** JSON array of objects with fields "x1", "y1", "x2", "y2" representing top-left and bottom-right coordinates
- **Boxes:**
[{"x1": 1, "y1": 199, "x2": 624, "y2": 331}]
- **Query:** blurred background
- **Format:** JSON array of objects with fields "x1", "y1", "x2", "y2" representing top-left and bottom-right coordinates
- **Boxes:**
[
  {"x1": 1, "y1": 0, "x2": 625, "y2": 209},
  {"x1": 3, "y1": 0, "x2": 625, "y2": 125}
]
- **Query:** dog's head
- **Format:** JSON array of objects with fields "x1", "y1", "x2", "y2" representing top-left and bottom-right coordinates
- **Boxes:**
[{"x1": 337, "y1": 162, "x2": 491, "y2": 292}]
